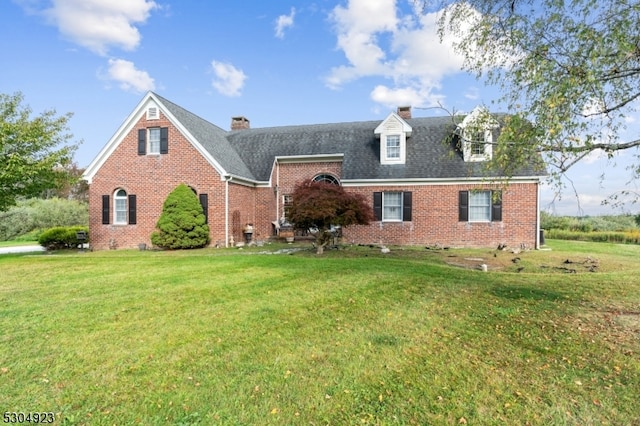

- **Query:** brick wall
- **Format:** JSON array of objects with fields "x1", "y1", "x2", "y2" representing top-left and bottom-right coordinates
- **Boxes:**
[
  {"x1": 90, "y1": 117, "x2": 539, "y2": 250},
  {"x1": 344, "y1": 183, "x2": 539, "y2": 248},
  {"x1": 88, "y1": 112, "x2": 227, "y2": 250}
]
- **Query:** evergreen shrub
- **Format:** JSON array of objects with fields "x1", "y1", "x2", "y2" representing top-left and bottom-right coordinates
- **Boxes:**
[{"x1": 151, "y1": 184, "x2": 210, "y2": 249}]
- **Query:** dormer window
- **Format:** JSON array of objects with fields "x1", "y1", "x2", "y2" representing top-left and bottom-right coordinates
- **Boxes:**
[
  {"x1": 385, "y1": 135, "x2": 401, "y2": 160},
  {"x1": 458, "y1": 106, "x2": 499, "y2": 162},
  {"x1": 375, "y1": 112, "x2": 412, "y2": 165},
  {"x1": 463, "y1": 129, "x2": 492, "y2": 162}
]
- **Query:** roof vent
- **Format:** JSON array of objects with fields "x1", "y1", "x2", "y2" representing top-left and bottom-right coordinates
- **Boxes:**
[{"x1": 231, "y1": 116, "x2": 250, "y2": 130}]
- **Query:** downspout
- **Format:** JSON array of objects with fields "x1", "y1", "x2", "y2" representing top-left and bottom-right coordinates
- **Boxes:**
[
  {"x1": 536, "y1": 181, "x2": 541, "y2": 249},
  {"x1": 275, "y1": 161, "x2": 280, "y2": 223},
  {"x1": 225, "y1": 176, "x2": 230, "y2": 247}
]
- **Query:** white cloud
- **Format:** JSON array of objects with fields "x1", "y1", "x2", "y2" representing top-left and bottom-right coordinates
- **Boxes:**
[
  {"x1": 326, "y1": 0, "x2": 479, "y2": 108},
  {"x1": 275, "y1": 7, "x2": 295, "y2": 39},
  {"x1": 210, "y1": 61, "x2": 247, "y2": 97},
  {"x1": 106, "y1": 58, "x2": 155, "y2": 93},
  {"x1": 39, "y1": 0, "x2": 157, "y2": 55}
]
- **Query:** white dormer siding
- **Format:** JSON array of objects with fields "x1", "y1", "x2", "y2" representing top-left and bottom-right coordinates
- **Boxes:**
[
  {"x1": 374, "y1": 112, "x2": 412, "y2": 165},
  {"x1": 458, "y1": 106, "x2": 499, "y2": 162}
]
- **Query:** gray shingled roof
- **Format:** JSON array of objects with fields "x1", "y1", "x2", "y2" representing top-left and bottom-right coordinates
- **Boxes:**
[
  {"x1": 226, "y1": 117, "x2": 543, "y2": 181},
  {"x1": 156, "y1": 92, "x2": 542, "y2": 182},
  {"x1": 154, "y1": 93, "x2": 256, "y2": 179}
]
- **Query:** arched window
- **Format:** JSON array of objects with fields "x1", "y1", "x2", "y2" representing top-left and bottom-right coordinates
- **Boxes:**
[
  {"x1": 312, "y1": 174, "x2": 340, "y2": 185},
  {"x1": 114, "y1": 189, "x2": 128, "y2": 224}
]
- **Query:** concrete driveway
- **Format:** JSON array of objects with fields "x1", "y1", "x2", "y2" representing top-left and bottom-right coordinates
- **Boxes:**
[{"x1": 0, "y1": 245, "x2": 45, "y2": 255}]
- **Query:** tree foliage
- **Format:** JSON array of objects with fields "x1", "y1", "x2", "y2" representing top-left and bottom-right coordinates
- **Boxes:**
[
  {"x1": 151, "y1": 184, "x2": 210, "y2": 249},
  {"x1": 0, "y1": 92, "x2": 78, "y2": 211},
  {"x1": 430, "y1": 0, "x2": 640, "y2": 189},
  {"x1": 286, "y1": 179, "x2": 373, "y2": 254},
  {"x1": 0, "y1": 197, "x2": 88, "y2": 241}
]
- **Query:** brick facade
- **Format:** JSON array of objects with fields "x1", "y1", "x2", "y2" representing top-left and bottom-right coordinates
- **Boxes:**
[
  {"x1": 86, "y1": 94, "x2": 542, "y2": 250},
  {"x1": 88, "y1": 112, "x2": 226, "y2": 250}
]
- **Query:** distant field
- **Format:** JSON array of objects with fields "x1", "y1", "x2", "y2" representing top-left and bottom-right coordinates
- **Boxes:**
[{"x1": 1, "y1": 240, "x2": 639, "y2": 425}]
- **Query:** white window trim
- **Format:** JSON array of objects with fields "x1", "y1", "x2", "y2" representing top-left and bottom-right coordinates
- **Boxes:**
[
  {"x1": 382, "y1": 192, "x2": 403, "y2": 222},
  {"x1": 114, "y1": 189, "x2": 128, "y2": 225},
  {"x1": 384, "y1": 134, "x2": 402, "y2": 162},
  {"x1": 148, "y1": 127, "x2": 161, "y2": 155},
  {"x1": 463, "y1": 129, "x2": 493, "y2": 162},
  {"x1": 468, "y1": 190, "x2": 492, "y2": 222},
  {"x1": 375, "y1": 112, "x2": 412, "y2": 165}
]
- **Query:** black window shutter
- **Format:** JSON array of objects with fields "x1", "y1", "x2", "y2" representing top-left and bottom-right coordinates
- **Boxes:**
[
  {"x1": 102, "y1": 195, "x2": 110, "y2": 224},
  {"x1": 373, "y1": 192, "x2": 382, "y2": 221},
  {"x1": 138, "y1": 129, "x2": 146, "y2": 155},
  {"x1": 160, "y1": 127, "x2": 169, "y2": 154},
  {"x1": 491, "y1": 190, "x2": 502, "y2": 222},
  {"x1": 402, "y1": 191, "x2": 412, "y2": 222},
  {"x1": 459, "y1": 191, "x2": 469, "y2": 222},
  {"x1": 128, "y1": 194, "x2": 137, "y2": 225},
  {"x1": 199, "y1": 193, "x2": 209, "y2": 224}
]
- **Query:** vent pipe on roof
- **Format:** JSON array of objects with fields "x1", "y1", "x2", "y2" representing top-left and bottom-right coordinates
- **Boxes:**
[
  {"x1": 231, "y1": 116, "x2": 250, "y2": 130},
  {"x1": 397, "y1": 106, "x2": 411, "y2": 120}
]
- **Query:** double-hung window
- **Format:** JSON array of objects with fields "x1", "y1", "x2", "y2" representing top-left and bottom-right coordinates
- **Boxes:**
[
  {"x1": 459, "y1": 190, "x2": 502, "y2": 222},
  {"x1": 138, "y1": 127, "x2": 168, "y2": 155},
  {"x1": 469, "y1": 191, "x2": 491, "y2": 222},
  {"x1": 386, "y1": 135, "x2": 401, "y2": 160},
  {"x1": 102, "y1": 190, "x2": 136, "y2": 225},
  {"x1": 114, "y1": 189, "x2": 128, "y2": 224},
  {"x1": 148, "y1": 128, "x2": 161, "y2": 154},
  {"x1": 373, "y1": 191, "x2": 412, "y2": 222},
  {"x1": 383, "y1": 192, "x2": 403, "y2": 221}
]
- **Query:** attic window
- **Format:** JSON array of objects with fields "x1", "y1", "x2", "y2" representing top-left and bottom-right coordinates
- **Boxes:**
[{"x1": 147, "y1": 107, "x2": 159, "y2": 120}]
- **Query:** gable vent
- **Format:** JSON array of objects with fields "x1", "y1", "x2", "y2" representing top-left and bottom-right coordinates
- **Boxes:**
[{"x1": 147, "y1": 107, "x2": 159, "y2": 120}]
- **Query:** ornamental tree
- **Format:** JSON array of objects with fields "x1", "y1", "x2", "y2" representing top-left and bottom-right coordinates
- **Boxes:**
[
  {"x1": 429, "y1": 0, "x2": 640, "y2": 195},
  {"x1": 0, "y1": 92, "x2": 78, "y2": 211},
  {"x1": 151, "y1": 184, "x2": 210, "y2": 249},
  {"x1": 286, "y1": 179, "x2": 373, "y2": 254}
]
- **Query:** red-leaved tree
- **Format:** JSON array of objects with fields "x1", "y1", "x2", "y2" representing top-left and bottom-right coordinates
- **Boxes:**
[{"x1": 286, "y1": 179, "x2": 373, "y2": 254}]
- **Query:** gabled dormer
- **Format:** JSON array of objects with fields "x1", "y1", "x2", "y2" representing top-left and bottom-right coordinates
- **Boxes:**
[
  {"x1": 458, "y1": 106, "x2": 499, "y2": 162},
  {"x1": 375, "y1": 110, "x2": 413, "y2": 165}
]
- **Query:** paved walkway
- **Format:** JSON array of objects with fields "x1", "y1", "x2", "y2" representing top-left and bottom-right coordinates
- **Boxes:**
[{"x1": 0, "y1": 245, "x2": 45, "y2": 255}]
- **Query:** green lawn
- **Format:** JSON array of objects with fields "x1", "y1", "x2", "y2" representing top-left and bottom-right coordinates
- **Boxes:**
[{"x1": 1, "y1": 241, "x2": 639, "y2": 425}]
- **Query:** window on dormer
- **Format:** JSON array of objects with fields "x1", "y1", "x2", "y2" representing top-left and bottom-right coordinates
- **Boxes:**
[
  {"x1": 385, "y1": 135, "x2": 401, "y2": 160},
  {"x1": 463, "y1": 129, "x2": 492, "y2": 162},
  {"x1": 375, "y1": 112, "x2": 412, "y2": 165}
]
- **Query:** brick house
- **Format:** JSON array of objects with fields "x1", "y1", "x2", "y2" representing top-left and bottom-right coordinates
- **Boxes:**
[{"x1": 83, "y1": 92, "x2": 545, "y2": 250}]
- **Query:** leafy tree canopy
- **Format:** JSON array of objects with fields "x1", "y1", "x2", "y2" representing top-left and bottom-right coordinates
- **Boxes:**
[
  {"x1": 151, "y1": 184, "x2": 210, "y2": 249},
  {"x1": 286, "y1": 179, "x2": 373, "y2": 254},
  {"x1": 0, "y1": 92, "x2": 78, "y2": 211},
  {"x1": 431, "y1": 0, "x2": 640, "y2": 194}
]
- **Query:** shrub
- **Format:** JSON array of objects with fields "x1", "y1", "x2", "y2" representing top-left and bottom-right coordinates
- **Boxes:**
[
  {"x1": 151, "y1": 184, "x2": 210, "y2": 249},
  {"x1": 38, "y1": 226, "x2": 89, "y2": 250},
  {"x1": 0, "y1": 198, "x2": 88, "y2": 241}
]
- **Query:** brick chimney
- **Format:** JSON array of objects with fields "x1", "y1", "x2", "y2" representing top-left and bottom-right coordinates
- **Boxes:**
[
  {"x1": 231, "y1": 116, "x2": 250, "y2": 130},
  {"x1": 397, "y1": 106, "x2": 411, "y2": 120}
]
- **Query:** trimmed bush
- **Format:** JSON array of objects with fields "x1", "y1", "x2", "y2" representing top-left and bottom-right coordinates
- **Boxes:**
[
  {"x1": 151, "y1": 184, "x2": 210, "y2": 249},
  {"x1": 38, "y1": 226, "x2": 89, "y2": 250}
]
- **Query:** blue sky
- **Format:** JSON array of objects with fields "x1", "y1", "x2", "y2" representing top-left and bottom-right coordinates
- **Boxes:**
[{"x1": 2, "y1": 0, "x2": 638, "y2": 215}]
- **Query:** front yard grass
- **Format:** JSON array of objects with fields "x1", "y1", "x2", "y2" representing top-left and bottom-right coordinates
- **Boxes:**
[{"x1": 1, "y1": 240, "x2": 639, "y2": 425}]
